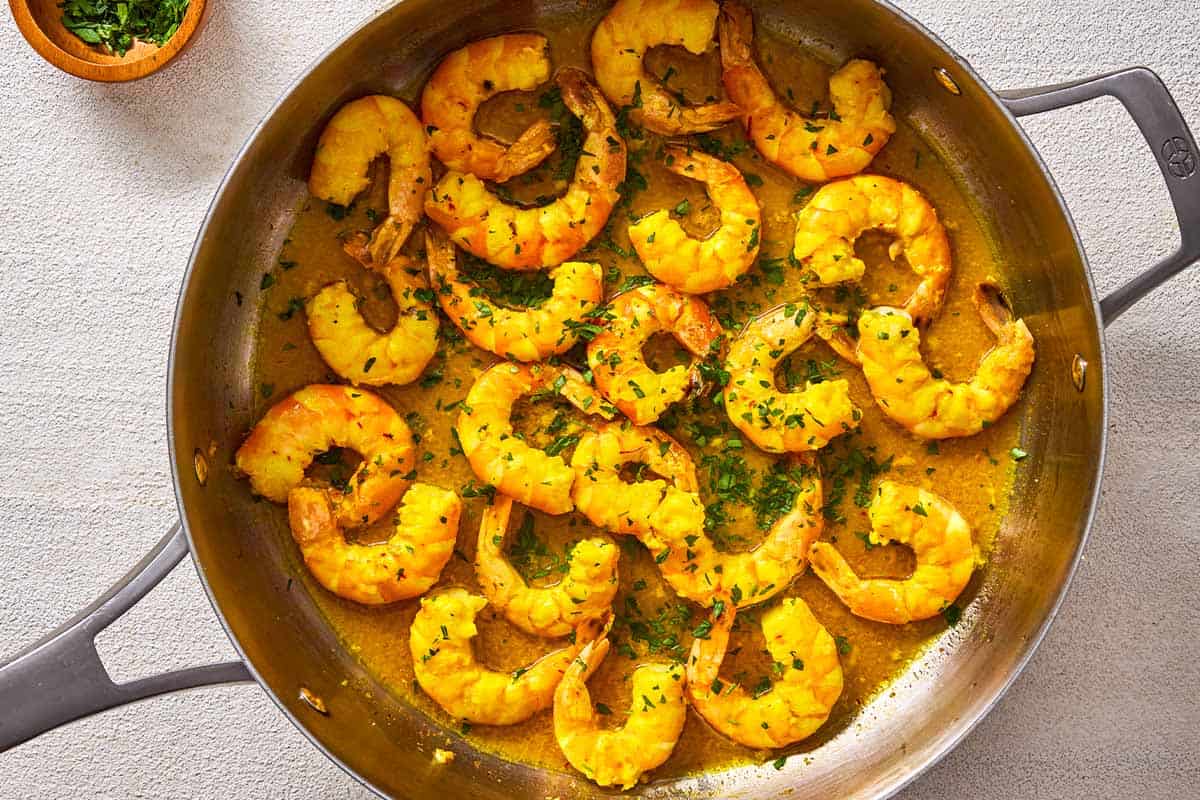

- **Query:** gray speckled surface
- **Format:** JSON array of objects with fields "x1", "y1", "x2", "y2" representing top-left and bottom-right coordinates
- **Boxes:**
[{"x1": 1, "y1": 1, "x2": 1197, "y2": 797}]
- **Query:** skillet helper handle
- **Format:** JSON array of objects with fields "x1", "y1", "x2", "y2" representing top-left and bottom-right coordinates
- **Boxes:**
[
  {"x1": 999, "y1": 67, "x2": 1200, "y2": 326},
  {"x1": 0, "y1": 523, "x2": 252, "y2": 752}
]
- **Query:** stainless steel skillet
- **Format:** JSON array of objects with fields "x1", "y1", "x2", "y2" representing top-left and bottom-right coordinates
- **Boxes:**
[{"x1": 1, "y1": 1, "x2": 1196, "y2": 797}]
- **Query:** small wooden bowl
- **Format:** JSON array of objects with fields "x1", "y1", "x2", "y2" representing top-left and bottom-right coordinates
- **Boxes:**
[{"x1": 10, "y1": 0, "x2": 209, "y2": 82}]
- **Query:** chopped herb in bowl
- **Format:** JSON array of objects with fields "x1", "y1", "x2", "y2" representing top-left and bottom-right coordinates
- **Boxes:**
[{"x1": 60, "y1": 0, "x2": 190, "y2": 57}]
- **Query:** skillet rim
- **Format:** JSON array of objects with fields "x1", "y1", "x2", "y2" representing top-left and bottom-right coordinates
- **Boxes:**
[{"x1": 165, "y1": 1, "x2": 1110, "y2": 797}]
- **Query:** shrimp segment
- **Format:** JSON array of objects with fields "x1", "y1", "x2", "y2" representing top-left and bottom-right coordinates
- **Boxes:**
[
  {"x1": 235, "y1": 385, "x2": 414, "y2": 527},
  {"x1": 590, "y1": 0, "x2": 741, "y2": 136},
  {"x1": 421, "y1": 33, "x2": 557, "y2": 183},
  {"x1": 425, "y1": 230, "x2": 603, "y2": 362},
  {"x1": 309, "y1": 96, "x2": 431, "y2": 265},
  {"x1": 425, "y1": 68, "x2": 626, "y2": 270},
  {"x1": 628, "y1": 148, "x2": 762, "y2": 294},
  {"x1": 476, "y1": 495, "x2": 619, "y2": 638},
  {"x1": 718, "y1": 1, "x2": 894, "y2": 182},
  {"x1": 588, "y1": 282, "x2": 725, "y2": 425},
  {"x1": 570, "y1": 421, "x2": 701, "y2": 538},
  {"x1": 809, "y1": 480, "x2": 976, "y2": 623},
  {"x1": 793, "y1": 175, "x2": 953, "y2": 322},
  {"x1": 306, "y1": 256, "x2": 438, "y2": 387},
  {"x1": 288, "y1": 483, "x2": 460, "y2": 605},
  {"x1": 410, "y1": 589, "x2": 591, "y2": 725},
  {"x1": 857, "y1": 283, "x2": 1035, "y2": 439},
  {"x1": 644, "y1": 457, "x2": 824, "y2": 608},
  {"x1": 686, "y1": 597, "x2": 843, "y2": 748},
  {"x1": 554, "y1": 634, "x2": 687, "y2": 789},
  {"x1": 457, "y1": 362, "x2": 614, "y2": 516},
  {"x1": 724, "y1": 301, "x2": 859, "y2": 453}
]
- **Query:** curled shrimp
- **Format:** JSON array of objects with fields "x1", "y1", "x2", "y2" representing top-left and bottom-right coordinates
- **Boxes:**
[
  {"x1": 590, "y1": 0, "x2": 741, "y2": 136},
  {"x1": 793, "y1": 175, "x2": 953, "y2": 322},
  {"x1": 718, "y1": 1, "x2": 894, "y2": 182},
  {"x1": 305, "y1": 256, "x2": 438, "y2": 387},
  {"x1": 809, "y1": 480, "x2": 976, "y2": 623},
  {"x1": 554, "y1": 633, "x2": 687, "y2": 789},
  {"x1": 724, "y1": 301, "x2": 859, "y2": 453},
  {"x1": 856, "y1": 283, "x2": 1035, "y2": 439},
  {"x1": 425, "y1": 230, "x2": 603, "y2": 362},
  {"x1": 309, "y1": 96, "x2": 431, "y2": 265},
  {"x1": 410, "y1": 588, "x2": 595, "y2": 725},
  {"x1": 425, "y1": 68, "x2": 626, "y2": 270},
  {"x1": 644, "y1": 457, "x2": 824, "y2": 608},
  {"x1": 457, "y1": 362, "x2": 614, "y2": 516},
  {"x1": 288, "y1": 482, "x2": 460, "y2": 605},
  {"x1": 588, "y1": 282, "x2": 725, "y2": 425},
  {"x1": 628, "y1": 147, "x2": 762, "y2": 294},
  {"x1": 570, "y1": 421, "x2": 701, "y2": 538},
  {"x1": 421, "y1": 33, "x2": 557, "y2": 183},
  {"x1": 476, "y1": 495, "x2": 619, "y2": 638},
  {"x1": 572, "y1": 423, "x2": 822, "y2": 607},
  {"x1": 235, "y1": 385, "x2": 414, "y2": 528},
  {"x1": 686, "y1": 597, "x2": 843, "y2": 748}
]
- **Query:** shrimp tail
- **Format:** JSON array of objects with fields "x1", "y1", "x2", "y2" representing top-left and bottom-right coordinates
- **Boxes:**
[
  {"x1": 577, "y1": 611, "x2": 615, "y2": 652},
  {"x1": 502, "y1": 118, "x2": 559, "y2": 179},
  {"x1": 974, "y1": 281, "x2": 1015, "y2": 335},
  {"x1": 366, "y1": 217, "x2": 413, "y2": 266}
]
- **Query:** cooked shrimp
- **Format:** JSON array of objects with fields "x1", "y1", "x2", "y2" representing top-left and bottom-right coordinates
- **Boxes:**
[
  {"x1": 425, "y1": 68, "x2": 625, "y2": 270},
  {"x1": 476, "y1": 495, "x2": 619, "y2": 638},
  {"x1": 570, "y1": 421, "x2": 701, "y2": 538},
  {"x1": 577, "y1": 442, "x2": 819, "y2": 610},
  {"x1": 724, "y1": 301, "x2": 859, "y2": 453},
  {"x1": 686, "y1": 596, "x2": 843, "y2": 748},
  {"x1": 809, "y1": 480, "x2": 976, "y2": 623},
  {"x1": 235, "y1": 385, "x2": 414, "y2": 527},
  {"x1": 421, "y1": 33, "x2": 557, "y2": 183},
  {"x1": 554, "y1": 634, "x2": 687, "y2": 789},
  {"x1": 590, "y1": 0, "x2": 741, "y2": 136},
  {"x1": 644, "y1": 457, "x2": 824, "y2": 608},
  {"x1": 718, "y1": 1, "x2": 894, "y2": 182},
  {"x1": 856, "y1": 283, "x2": 1035, "y2": 439},
  {"x1": 309, "y1": 95, "x2": 431, "y2": 265},
  {"x1": 410, "y1": 588, "x2": 594, "y2": 725},
  {"x1": 305, "y1": 256, "x2": 438, "y2": 387},
  {"x1": 627, "y1": 148, "x2": 762, "y2": 294},
  {"x1": 425, "y1": 230, "x2": 603, "y2": 362},
  {"x1": 793, "y1": 175, "x2": 953, "y2": 322},
  {"x1": 457, "y1": 362, "x2": 614, "y2": 516},
  {"x1": 288, "y1": 482, "x2": 460, "y2": 605},
  {"x1": 588, "y1": 282, "x2": 725, "y2": 425}
]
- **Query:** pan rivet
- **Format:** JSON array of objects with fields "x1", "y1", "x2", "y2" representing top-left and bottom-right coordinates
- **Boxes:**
[
  {"x1": 933, "y1": 67, "x2": 962, "y2": 96},
  {"x1": 1071, "y1": 354, "x2": 1087, "y2": 391},
  {"x1": 299, "y1": 686, "x2": 329, "y2": 715},
  {"x1": 193, "y1": 449, "x2": 209, "y2": 486}
]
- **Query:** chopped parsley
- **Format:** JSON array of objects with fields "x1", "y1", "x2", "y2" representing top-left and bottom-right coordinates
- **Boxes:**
[
  {"x1": 60, "y1": 0, "x2": 189, "y2": 56},
  {"x1": 614, "y1": 595, "x2": 694, "y2": 659},
  {"x1": 507, "y1": 514, "x2": 572, "y2": 582},
  {"x1": 456, "y1": 252, "x2": 554, "y2": 308}
]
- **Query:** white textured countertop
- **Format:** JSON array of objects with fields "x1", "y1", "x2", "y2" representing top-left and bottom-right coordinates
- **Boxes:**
[{"x1": 1, "y1": 1, "x2": 1197, "y2": 797}]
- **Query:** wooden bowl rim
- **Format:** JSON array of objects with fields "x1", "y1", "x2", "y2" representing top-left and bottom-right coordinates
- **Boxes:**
[{"x1": 9, "y1": 0, "x2": 208, "y2": 82}]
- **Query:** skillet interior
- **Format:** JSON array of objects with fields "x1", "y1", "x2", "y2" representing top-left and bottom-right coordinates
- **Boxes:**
[{"x1": 169, "y1": 1, "x2": 1106, "y2": 797}]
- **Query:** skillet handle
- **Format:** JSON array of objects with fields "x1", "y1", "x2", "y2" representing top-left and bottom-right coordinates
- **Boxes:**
[
  {"x1": 0, "y1": 523, "x2": 252, "y2": 752},
  {"x1": 999, "y1": 68, "x2": 1200, "y2": 326}
]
